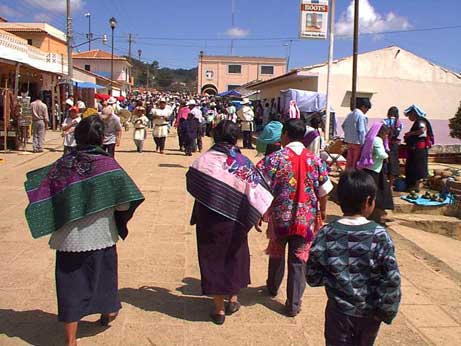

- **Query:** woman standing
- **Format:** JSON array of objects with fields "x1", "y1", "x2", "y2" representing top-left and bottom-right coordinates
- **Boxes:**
[
  {"x1": 25, "y1": 115, "x2": 144, "y2": 346},
  {"x1": 383, "y1": 106, "x2": 403, "y2": 187},
  {"x1": 403, "y1": 105, "x2": 434, "y2": 191},
  {"x1": 256, "y1": 113, "x2": 283, "y2": 156},
  {"x1": 151, "y1": 98, "x2": 172, "y2": 154},
  {"x1": 357, "y1": 122, "x2": 394, "y2": 222},
  {"x1": 186, "y1": 121, "x2": 273, "y2": 325}
]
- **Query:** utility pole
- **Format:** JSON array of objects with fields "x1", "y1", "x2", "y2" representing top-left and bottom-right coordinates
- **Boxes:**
[
  {"x1": 85, "y1": 12, "x2": 92, "y2": 51},
  {"x1": 230, "y1": 0, "x2": 235, "y2": 55},
  {"x1": 145, "y1": 62, "x2": 149, "y2": 89},
  {"x1": 324, "y1": 0, "x2": 336, "y2": 142},
  {"x1": 128, "y1": 33, "x2": 134, "y2": 60},
  {"x1": 66, "y1": 0, "x2": 73, "y2": 95},
  {"x1": 351, "y1": 0, "x2": 359, "y2": 110},
  {"x1": 285, "y1": 40, "x2": 293, "y2": 72}
]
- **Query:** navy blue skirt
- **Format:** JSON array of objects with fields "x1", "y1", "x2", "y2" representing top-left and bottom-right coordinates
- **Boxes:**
[
  {"x1": 194, "y1": 203, "x2": 251, "y2": 296},
  {"x1": 55, "y1": 245, "x2": 121, "y2": 322}
]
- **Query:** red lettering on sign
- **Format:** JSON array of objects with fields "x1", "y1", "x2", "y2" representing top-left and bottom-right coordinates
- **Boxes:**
[{"x1": 301, "y1": 4, "x2": 328, "y2": 12}]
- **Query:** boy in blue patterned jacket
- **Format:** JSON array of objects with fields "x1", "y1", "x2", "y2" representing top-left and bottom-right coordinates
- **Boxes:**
[{"x1": 306, "y1": 169, "x2": 401, "y2": 346}]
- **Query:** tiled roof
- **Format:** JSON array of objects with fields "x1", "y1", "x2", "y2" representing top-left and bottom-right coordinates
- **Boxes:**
[{"x1": 73, "y1": 49, "x2": 128, "y2": 61}]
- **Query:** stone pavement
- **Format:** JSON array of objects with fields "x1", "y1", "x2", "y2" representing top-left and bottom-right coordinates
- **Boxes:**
[{"x1": 0, "y1": 129, "x2": 459, "y2": 346}]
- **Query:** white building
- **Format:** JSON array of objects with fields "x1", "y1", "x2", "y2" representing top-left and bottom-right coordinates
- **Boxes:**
[{"x1": 249, "y1": 46, "x2": 461, "y2": 144}]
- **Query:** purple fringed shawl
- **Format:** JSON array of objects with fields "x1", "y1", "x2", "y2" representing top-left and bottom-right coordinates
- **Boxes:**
[{"x1": 357, "y1": 122, "x2": 389, "y2": 170}]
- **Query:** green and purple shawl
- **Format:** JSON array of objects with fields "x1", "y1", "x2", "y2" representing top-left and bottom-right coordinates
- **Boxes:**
[{"x1": 25, "y1": 146, "x2": 144, "y2": 239}]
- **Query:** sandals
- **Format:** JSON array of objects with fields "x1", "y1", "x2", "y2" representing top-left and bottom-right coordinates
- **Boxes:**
[
  {"x1": 99, "y1": 313, "x2": 118, "y2": 326},
  {"x1": 210, "y1": 312, "x2": 225, "y2": 325},
  {"x1": 225, "y1": 301, "x2": 241, "y2": 316}
]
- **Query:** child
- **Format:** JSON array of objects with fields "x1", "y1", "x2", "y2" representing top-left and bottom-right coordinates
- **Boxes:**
[
  {"x1": 180, "y1": 113, "x2": 199, "y2": 156},
  {"x1": 61, "y1": 106, "x2": 81, "y2": 155},
  {"x1": 132, "y1": 110, "x2": 149, "y2": 153},
  {"x1": 306, "y1": 169, "x2": 401, "y2": 346}
]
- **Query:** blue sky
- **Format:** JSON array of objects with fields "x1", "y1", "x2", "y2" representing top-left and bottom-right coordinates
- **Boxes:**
[{"x1": 1, "y1": 0, "x2": 460, "y2": 72}]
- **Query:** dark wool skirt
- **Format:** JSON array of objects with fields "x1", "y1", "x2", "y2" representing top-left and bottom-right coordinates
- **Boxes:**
[
  {"x1": 387, "y1": 142, "x2": 400, "y2": 177},
  {"x1": 364, "y1": 169, "x2": 394, "y2": 210},
  {"x1": 195, "y1": 203, "x2": 251, "y2": 296},
  {"x1": 55, "y1": 245, "x2": 121, "y2": 322},
  {"x1": 405, "y1": 148, "x2": 428, "y2": 187}
]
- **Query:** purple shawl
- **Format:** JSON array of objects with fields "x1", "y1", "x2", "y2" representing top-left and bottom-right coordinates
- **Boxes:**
[{"x1": 357, "y1": 122, "x2": 389, "y2": 170}]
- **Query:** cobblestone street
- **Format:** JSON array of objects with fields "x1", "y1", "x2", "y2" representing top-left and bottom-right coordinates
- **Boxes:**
[{"x1": 0, "y1": 130, "x2": 459, "y2": 346}]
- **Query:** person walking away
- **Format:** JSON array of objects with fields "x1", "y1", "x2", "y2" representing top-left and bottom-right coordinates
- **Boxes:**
[
  {"x1": 342, "y1": 98, "x2": 371, "y2": 168},
  {"x1": 62, "y1": 106, "x2": 81, "y2": 155},
  {"x1": 357, "y1": 122, "x2": 394, "y2": 223},
  {"x1": 100, "y1": 106, "x2": 122, "y2": 157},
  {"x1": 306, "y1": 169, "x2": 401, "y2": 346},
  {"x1": 30, "y1": 94, "x2": 49, "y2": 153},
  {"x1": 237, "y1": 98, "x2": 255, "y2": 149},
  {"x1": 227, "y1": 102, "x2": 237, "y2": 123},
  {"x1": 403, "y1": 104, "x2": 434, "y2": 192},
  {"x1": 256, "y1": 119, "x2": 333, "y2": 317},
  {"x1": 151, "y1": 98, "x2": 172, "y2": 154},
  {"x1": 186, "y1": 121, "x2": 273, "y2": 324},
  {"x1": 256, "y1": 113, "x2": 283, "y2": 156},
  {"x1": 175, "y1": 101, "x2": 190, "y2": 151},
  {"x1": 180, "y1": 112, "x2": 200, "y2": 156},
  {"x1": 24, "y1": 115, "x2": 145, "y2": 346},
  {"x1": 263, "y1": 102, "x2": 271, "y2": 127},
  {"x1": 188, "y1": 100, "x2": 204, "y2": 152},
  {"x1": 132, "y1": 108, "x2": 149, "y2": 153},
  {"x1": 205, "y1": 107, "x2": 216, "y2": 137},
  {"x1": 289, "y1": 100, "x2": 300, "y2": 119},
  {"x1": 383, "y1": 107, "x2": 403, "y2": 188},
  {"x1": 303, "y1": 117, "x2": 324, "y2": 157}
]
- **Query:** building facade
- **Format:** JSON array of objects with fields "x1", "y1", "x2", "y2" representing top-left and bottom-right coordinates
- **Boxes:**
[
  {"x1": 0, "y1": 22, "x2": 68, "y2": 56},
  {"x1": 249, "y1": 46, "x2": 461, "y2": 144},
  {"x1": 197, "y1": 54, "x2": 287, "y2": 95},
  {"x1": 72, "y1": 50, "x2": 133, "y2": 96}
]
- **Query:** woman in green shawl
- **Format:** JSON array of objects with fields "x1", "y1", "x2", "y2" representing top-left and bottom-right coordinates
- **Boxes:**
[{"x1": 256, "y1": 113, "x2": 283, "y2": 155}]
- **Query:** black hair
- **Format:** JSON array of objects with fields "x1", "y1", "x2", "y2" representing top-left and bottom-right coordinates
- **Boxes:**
[
  {"x1": 356, "y1": 98, "x2": 372, "y2": 110},
  {"x1": 212, "y1": 120, "x2": 240, "y2": 145},
  {"x1": 387, "y1": 106, "x2": 399, "y2": 119},
  {"x1": 270, "y1": 113, "x2": 281, "y2": 122},
  {"x1": 337, "y1": 169, "x2": 377, "y2": 215},
  {"x1": 310, "y1": 116, "x2": 322, "y2": 129},
  {"x1": 282, "y1": 119, "x2": 306, "y2": 141},
  {"x1": 378, "y1": 124, "x2": 389, "y2": 138},
  {"x1": 187, "y1": 112, "x2": 195, "y2": 120},
  {"x1": 75, "y1": 114, "x2": 105, "y2": 146}
]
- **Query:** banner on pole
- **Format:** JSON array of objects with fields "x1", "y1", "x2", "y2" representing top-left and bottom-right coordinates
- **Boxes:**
[{"x1": 299, "y1": 0, "x2": 329, "y2": 40}]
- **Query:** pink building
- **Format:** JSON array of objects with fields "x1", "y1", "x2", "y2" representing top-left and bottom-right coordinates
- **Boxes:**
[{"x1": 197, "y1": 53, "x2": 287, "y2": 95}]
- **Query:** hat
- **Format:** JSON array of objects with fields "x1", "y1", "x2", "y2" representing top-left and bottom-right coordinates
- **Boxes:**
[
  {"x1": 404, "y1": 104, "x2": 426, "y2": 117},
  {"x1": 100, "y1": 106, "x2": 114, "y2": 120},
  {"x1": 158, "y1": 98, "x2": 167, "y2": 103},
  {"x1": 69, "y1": 106, "x2": 79, "y2": 113},
  {"x1": 187, "y1": 100, "x2": 197, "y2": 106},
  {"x1": 65, "y1": 99, "x2": 74, "y2": 107},
  {"x1": 107, "y1": 97, "x2": 117, "y2": 105},
  {"x1": 241, "y1": 98, "x2": 251, "y2": 105}
]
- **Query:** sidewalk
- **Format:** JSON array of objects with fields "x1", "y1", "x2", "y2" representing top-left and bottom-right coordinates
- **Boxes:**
[{"x1": 0, "y1": 132, "x2": 459, "y2": 345}]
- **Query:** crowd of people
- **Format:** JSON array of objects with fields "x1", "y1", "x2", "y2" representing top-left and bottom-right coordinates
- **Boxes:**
[{"x1": 27, "y1": 90, "x2": 445, "y2": 346}]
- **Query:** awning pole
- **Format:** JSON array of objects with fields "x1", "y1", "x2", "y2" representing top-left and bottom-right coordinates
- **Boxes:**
[{"x1": 324, "y1": 0, "x2": 335, "y2": 142}]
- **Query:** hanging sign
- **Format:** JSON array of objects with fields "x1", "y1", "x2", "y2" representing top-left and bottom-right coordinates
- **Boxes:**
[{"x1": 299, "y1": 0, "x2": 329, "y2": 40}]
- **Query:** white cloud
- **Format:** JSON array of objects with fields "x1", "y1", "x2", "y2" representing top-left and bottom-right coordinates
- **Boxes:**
[
  {"x1": 226, "y1": 27, "x2": 249, "y2": 39},
  {"x1": 23, "y1": 0, "x2": 84, "y2": 13},
  {"x1": 0, "y1": 4, "x2": 22, "y2": 18},
  {"x1": 336, "y1": 0, "x2": 411, "y2": 36},
  {"x1": 33, "y1": 13, "x2": 52, "y2": 23}
]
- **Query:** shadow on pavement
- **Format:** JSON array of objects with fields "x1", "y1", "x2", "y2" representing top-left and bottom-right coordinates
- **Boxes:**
[
  {"x1": 0, "y1": 309, "x2": 108, "y2": 346},
  {"x1": 238, "y1": 286, "x2": 287, "y2": 316},
  {"x1": 119, "y1": 285, "x2": 210, "y2": 322}
]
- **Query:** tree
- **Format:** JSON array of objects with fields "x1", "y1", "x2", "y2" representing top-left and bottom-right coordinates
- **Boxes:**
[
  {"x1": 156, "y1": 69, "x2": 174, "y2": 89},
  {"x1": 449, "y1": 101, "x2": 461, "y2": 140}
]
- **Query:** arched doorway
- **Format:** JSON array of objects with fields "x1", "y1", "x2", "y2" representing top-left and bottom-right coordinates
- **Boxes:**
[{"x1": 201, "y1": 84, "x2": 218, "y2": 96}]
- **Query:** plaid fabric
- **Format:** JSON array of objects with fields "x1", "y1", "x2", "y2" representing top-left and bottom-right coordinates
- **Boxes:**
[{"x1": 25, "y1": 147, "x2": 144, "y2": 239}]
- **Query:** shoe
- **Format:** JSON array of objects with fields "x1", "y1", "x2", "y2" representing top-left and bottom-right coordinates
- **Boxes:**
[
  {"x1": 210, "y1": 313, "x2": 225, "y2": 325},
  {"x1": 266, "y1": 287, "x2": 277, "y2": 298},
  {"x1": 285, "y1": 301, "x2": 301, "y2": 317},
  {"x1": 99, "y1": 313, "x2": 118, "y2": 326},
  {"x1": 225, "y1": 301, "x2": 241, "y2": 316}
]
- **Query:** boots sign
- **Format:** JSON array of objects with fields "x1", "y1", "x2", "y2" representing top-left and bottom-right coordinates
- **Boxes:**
[{"x1": 299, "y1": 0, "x2": 329, "y2": 39}]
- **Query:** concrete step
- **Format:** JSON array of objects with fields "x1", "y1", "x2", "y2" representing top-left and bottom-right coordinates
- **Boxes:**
[
  {"x1": 392, "y1": 213, "x2": 461, "y2": 240},
  {"x1": 389, "y1": 223, "x2": 461, "y2": 277}
]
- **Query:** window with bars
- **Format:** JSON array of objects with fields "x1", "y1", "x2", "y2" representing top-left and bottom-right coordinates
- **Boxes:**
[
  {"x1": 260, "y1": 65, "x2": 274, "y2": 75},
  {"x1": 228, "y1": 64, "x2": 242, "y2": 74}
]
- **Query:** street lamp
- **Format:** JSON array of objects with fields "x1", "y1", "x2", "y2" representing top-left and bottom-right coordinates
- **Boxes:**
[
  {"x1": 109, "y1": 16, "x2": 117, "y2": 96},
  {"x1": 137, "y1": 49, "x2": 142, "y2": 62},
  {"x1": 84, "y1": 12, "x2": 92, "y2": 51}
]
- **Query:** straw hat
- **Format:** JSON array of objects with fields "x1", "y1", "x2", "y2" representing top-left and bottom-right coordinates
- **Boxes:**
[
  {"x1": 241, "y1": 98, "x2": 251, "y2": 105},
  {"x1": 187, "y1": 100, "x2": 197, "y2": 106},
  {"x1": 107, "y1": 97, "x2": 117, "y2": 105}
]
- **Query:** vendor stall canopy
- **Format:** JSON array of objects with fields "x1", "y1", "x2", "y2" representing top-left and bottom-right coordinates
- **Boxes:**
[
  {"x1": 73, "y1": 81, "x2": 105, "y2": 89},
  {"x1": 280, "y1": 89, "x2": 334, "y2": 114},
  {"x1": 217, "y1": 89, "x2": 241, "y2": 98}
]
